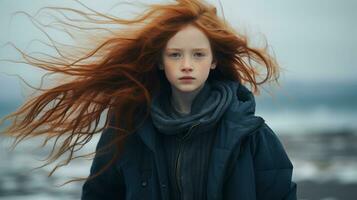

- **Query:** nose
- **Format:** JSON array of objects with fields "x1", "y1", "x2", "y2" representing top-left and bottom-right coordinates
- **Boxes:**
[{"x1": 181, "y1": 56, "x2": 193, "y2": 72}]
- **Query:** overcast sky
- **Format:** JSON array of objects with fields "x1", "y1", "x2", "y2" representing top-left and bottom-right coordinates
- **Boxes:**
[{"x1": 0, "y1": 0, "x2": 356, "y2": 89}]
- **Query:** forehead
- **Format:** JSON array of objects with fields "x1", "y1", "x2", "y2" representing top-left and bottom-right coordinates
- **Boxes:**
[{"x1": 165, "y1": 25, "x2": 211, "y2": 49}]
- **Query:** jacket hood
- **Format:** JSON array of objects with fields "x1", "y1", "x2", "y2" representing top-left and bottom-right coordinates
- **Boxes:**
[{"x1": 150, "y1": 79, "x2": 258, "y2": 136}]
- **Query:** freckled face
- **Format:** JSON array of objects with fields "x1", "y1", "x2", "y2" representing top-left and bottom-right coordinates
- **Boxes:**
[{"x1": 160, "y1": 24, "x2": 216, "y2": 93}]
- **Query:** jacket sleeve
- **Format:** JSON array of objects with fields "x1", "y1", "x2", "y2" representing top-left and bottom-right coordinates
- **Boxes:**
[
  {"x1": 81, "y1": 126, "x2": 126, "y2": 200},
  {"x1": 252, "y1": 123, "x2": 297, "y2": 200}
]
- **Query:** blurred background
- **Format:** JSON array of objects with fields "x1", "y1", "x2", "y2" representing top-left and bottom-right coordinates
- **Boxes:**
[{"x1": 1, "y1": 0, "x2": 356, "y2": 199}]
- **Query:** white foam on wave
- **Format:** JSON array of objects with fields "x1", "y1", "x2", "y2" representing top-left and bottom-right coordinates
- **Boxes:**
[
  {"x1": 257, "y1": 106, "x2": 357, "y2": 135},
  {"x1": 292, "y1": 159, "x2": 357, "y2": 184}
]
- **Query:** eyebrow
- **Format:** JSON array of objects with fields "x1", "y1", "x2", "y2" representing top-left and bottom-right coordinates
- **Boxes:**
[{"x1": 166, "y1": 48, "x2": 209, "y2": 51}]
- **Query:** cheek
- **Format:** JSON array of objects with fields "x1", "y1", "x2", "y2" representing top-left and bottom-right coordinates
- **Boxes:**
[
  {"x1": 162, "y1": 57, "x2": 172, "y2": 68},
  {"x1": 163, "y1": 58, "x2": 178, "y2": 71},
  {"x1": 163, "y1": 58, "x2": 176, "y2": 67},
  {"x1": 201, "y1": 61, "x2": 214, "y2": 72},
  {"x1": 163, "y1": 64, "x2": 177, "y2": 81}
]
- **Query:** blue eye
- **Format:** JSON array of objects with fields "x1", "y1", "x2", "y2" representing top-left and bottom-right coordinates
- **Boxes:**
[
  {"x1": 168, "y1": 53, "x2": 181, "y2": 58},
  {"x1": 194, "y1": 52, "x2": 205, "y2": 57}
]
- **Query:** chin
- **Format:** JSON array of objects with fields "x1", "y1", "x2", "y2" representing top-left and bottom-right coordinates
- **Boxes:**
[{"x1": 173, "y1": 83, "x2": 202, "y2": 93}]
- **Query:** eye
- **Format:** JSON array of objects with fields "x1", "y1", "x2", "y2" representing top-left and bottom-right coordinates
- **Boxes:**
[
  {"x1": 194, "y1": 52, "x2": 206, "y2": 57},
  {"x1": 168, "y1": 52, "x2": 181, "y2": 58}
]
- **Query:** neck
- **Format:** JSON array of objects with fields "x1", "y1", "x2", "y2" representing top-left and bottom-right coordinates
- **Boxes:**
[{"x1": 170, "y1": 83, "x2": 205, "y2": 115}]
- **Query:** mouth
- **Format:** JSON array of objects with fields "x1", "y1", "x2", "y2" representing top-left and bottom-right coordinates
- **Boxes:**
[
  {"x1": 179, "y1": 77, "x2": 195, "y2": 80},
  {"x1": 179, "y1": 77, "x2": 195, "y2": 83}
]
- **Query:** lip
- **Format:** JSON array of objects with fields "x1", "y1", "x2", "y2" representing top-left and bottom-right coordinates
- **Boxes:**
[{"x1": 179, "y1": 76, "x2": 195, "y2": 80}]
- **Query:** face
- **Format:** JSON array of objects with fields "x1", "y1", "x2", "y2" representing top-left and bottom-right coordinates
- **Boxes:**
[{"x1": 160, "y1": 24, "x2": 216, "y2": 93}]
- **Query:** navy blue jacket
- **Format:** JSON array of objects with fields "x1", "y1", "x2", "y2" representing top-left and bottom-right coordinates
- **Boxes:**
[{"x1": 81, "y1": 82, "x2": 297, "y2": 200}]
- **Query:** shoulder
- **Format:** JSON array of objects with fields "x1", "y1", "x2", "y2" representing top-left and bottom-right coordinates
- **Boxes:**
[
  {"x1": 95, "y1": 121, "x2": 146, "y2": 167},
  {"x1": 248, "y1": 123, "x2": 293, "y2": 171}
]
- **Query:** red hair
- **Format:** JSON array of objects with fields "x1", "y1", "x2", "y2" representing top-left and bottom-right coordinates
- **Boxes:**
[{"x1": 0, "y1": 0, "x2": 279, "y2": 180}]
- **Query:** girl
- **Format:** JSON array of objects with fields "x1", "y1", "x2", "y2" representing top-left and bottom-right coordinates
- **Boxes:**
[{"x1": 1, "y1": 0, "x2": 297, "y2": 199}]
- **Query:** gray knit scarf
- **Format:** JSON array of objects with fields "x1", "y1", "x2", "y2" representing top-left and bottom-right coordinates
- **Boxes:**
[{"x1": 150, "y1": 80, "x2": 238, "y2": 136}]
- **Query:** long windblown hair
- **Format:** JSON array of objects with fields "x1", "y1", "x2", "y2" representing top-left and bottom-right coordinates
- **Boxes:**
[{"x1": 0, "y1": 0, "x2": 279, "y2": 181}]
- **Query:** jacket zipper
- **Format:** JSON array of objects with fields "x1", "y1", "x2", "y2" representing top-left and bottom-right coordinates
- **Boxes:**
[{"x1": 175, "y1": 121, "x2": 201, "y2": 200}]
